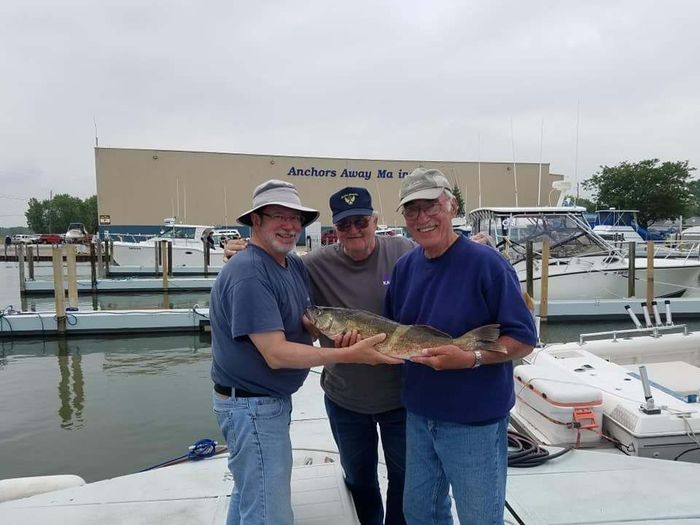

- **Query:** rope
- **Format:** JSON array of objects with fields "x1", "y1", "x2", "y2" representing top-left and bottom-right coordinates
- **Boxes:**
[
  {"x1": 507, "y1": 430, "x2": 572, "y2": 467},
  {"x1": 139, "y1": 438, "x2": 220, "y2": 472}
]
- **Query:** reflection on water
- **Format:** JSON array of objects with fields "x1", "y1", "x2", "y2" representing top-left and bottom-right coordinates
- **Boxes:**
[
  {"x1": 57, "y1": 339, "x2": 85, "y2": 430},
  {"x1": 0, "y1": 333, "x2": 220, "y2": 482}
]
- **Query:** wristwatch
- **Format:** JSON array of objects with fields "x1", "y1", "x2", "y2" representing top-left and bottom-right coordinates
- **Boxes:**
[{"x1": 472, "y1": 350, "x2": 483, "y2": 368}]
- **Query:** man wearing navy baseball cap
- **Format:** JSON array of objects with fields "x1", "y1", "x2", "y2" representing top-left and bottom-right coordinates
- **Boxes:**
[{"x1": 304, "y1": 186, "x2": 415, "y2": 524}]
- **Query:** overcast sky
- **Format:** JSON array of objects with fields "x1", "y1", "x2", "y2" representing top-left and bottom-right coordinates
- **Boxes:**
[{"x1": 1, "y1": 0, "x2": 699, "y2": 227}]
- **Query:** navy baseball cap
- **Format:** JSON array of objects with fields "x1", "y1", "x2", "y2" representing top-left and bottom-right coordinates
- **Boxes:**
[{"x1": 330, "y1": 187, "x2": 374, "y2": 224}]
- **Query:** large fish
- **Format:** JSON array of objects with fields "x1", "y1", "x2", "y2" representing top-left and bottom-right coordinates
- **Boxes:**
[{"x1": 305, "y1": 306, "x2": 506, "y2": 360}]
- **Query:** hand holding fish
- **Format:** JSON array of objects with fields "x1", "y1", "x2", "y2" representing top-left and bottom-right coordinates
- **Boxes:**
[
  {"x1": 334, "y1": 329, "x2": 362, "y2": 348},
  {"x1": 410, "y1": 345, "x2": 477, "y2": 370},
  {"x1": 344, "y1": 333, "x2": 403, "y2": 365}
]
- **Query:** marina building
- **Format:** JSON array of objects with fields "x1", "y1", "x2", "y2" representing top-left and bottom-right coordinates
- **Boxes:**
[{"x1": 95, "y1": 147, "x2": 565, "y2": 236}]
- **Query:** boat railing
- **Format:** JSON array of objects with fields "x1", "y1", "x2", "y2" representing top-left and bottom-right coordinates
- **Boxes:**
[
  {"x1": 110, "y1": 233, "x2": 153, "y2": 243},
  {"x1": 578, "y1": 324, "x2": 689, "y2": 344}
]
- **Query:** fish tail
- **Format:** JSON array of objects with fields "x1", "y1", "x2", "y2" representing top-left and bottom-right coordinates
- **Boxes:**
[{"x1": 454, "y1": 324, "x2": 507, "y2": 354}]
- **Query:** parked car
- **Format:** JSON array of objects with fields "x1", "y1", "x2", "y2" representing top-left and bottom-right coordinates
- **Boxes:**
[
  {"x1": 12, "y1": 234, "x2": 38, "y2": 244},
  {"x1": 38, "y1": 233, "x2": 65, "y2": 244}
]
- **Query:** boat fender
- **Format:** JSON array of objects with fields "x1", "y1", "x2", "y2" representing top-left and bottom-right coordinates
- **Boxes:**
[{"x1": 0, "y1": 474, "x2": 86, "y2": 503}]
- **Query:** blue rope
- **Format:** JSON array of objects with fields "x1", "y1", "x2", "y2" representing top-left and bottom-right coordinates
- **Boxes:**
[{"x1": 139, "y1": 438, "x2": 218, "y2": 472}]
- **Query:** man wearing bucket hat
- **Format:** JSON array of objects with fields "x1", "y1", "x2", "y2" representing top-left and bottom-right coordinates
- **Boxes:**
[
  {"x1": 223, "y1": 185, "x2": 415, "y2": 524},
  {"x1": 209, "y1": 179, "x2": 401, "y2": 525},
  {"x1": 383, "y1": 168, "x2": 537, "y2": 524}
]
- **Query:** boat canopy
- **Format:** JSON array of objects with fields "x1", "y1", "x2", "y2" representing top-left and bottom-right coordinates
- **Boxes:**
[{"x1": 469, "y1": 207, "x2": 615, "y2": 264}]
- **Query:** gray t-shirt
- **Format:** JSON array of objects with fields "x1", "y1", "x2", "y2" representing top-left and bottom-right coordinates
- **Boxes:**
[{"x1": 303, "y1": 235, "x2": 415, "y2": 414}]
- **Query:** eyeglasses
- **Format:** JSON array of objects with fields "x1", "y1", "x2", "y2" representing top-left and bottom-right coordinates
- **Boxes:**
[
  {"x1": 259, "y1": 212, "x2": 303, "y2": 225},
  {"x1": 335, "y1": 216, "x2": 371, "y2": 232},
  {"x1": 401, "y1": 200, "x2": 444, "y2": 220}
]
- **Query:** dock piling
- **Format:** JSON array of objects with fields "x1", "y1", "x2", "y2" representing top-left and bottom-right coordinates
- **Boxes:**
[
  {"x1": 52, "y1": 247, "x2": 66, "y2": 334},
  {"x1": 27, "y1": 246, "x2": 35, "y2": 280},
  {"x1": 627, "y1": 241, "x2": 636, "y2": 297},
  {"x1": 90, "y1": 242, "x2": 97, "y2": 290},
  {"x1": 540, "y1": 240, "x2": 550, "y2": 321},
  {"x1": 525, "y1": 241, "x2": 534, "y2": 299},
  {"x1": 161, "y1": 240, "x2": 169, "y2": 290},
  {"x1": 18, "y1": 244, "x2": 26, "y2": 293},
  {"x1": 646, "y1": 240, "x2": 655, "y2": 304},
  {"x1": 66, "y1": 245, "x2": 78, "y2": 308}
]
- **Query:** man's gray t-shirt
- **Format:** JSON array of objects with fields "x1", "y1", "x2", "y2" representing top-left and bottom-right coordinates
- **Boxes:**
[
  {"x1": 210, "y1": 244, "x2": 312, "y2": 397},
  {"x1": 304, "y1": 235, "x2": 415, "y2": 414}
]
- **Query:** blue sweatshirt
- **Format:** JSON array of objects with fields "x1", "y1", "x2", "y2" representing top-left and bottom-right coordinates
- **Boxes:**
[{"x1": 384, "y1": 236, "x2": 537, "y2": 424}]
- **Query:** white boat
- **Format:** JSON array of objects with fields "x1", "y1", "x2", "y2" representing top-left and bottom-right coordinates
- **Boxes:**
[
  {"x1": 469, "y1": 206, "x2": 700, "y2": 300},
  {"x1": 111, "y1": 223, "x2": 224, "y2": 268},
  {"x1": 375, "y1": 225, "x2": 405, "y2": 237},
  {"x1": 64, "y1": 223, "x2": 88, "y2": 244}
]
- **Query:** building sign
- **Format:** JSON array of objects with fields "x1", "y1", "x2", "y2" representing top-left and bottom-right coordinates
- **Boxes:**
[
  {"x1": 286, "y1": 166, "x2": 412, "y2": 181},
  {"x1": 99, "y1": 214, "x2": 111, "y2": 225}
]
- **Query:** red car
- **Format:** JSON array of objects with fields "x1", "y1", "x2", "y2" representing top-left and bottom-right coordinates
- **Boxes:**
[{"x1": 38, "y1": 233, "x2": 64, "y2": 244}]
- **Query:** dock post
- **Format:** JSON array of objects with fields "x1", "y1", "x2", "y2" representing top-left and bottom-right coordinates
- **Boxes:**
[
  {"x1": 627, "y1": 241, "x2": 636, "y2": 297},
  {"x1": 90, "y1": 242, "x2": 97, "y2": 290},
  {"x1": 96, "y1": 240, "x2": 104, "y2": 279},
  {"x1": 540, "y1": 240, "x2": 549, "y2": 321},
  {"x1": 27, "y1": 245, "x2": 35, "y2": 280},
  {"x1": 646, "y1": 240, "x2": 654, "y2": 303},
  {"x1": 18, "y1": 243, "x2": 26, "y2": 293},
  {"x1": 167, "y1": 241, "x2": 173, "y2": 276},
  {"x1": 52, "y1": 247, "x2": 66, "y2": 334},
  {"x1": 66, "y1": 245, "x2": 79, "y2": 308},
  {"x1": 203, "y1": 239, "x2": 210, "y2": 276},
  {"x1": 155, "y1": 242, "x2": 161, "y2": 275},
  {"x1": 525, "y1": 241, "x2": 534, "y2": 299},
  {"x1": 105, "y1": 240, "x2": 112, "y2": 275},
  {"x1": 161, "y1": 240, "x2": 169, "y2": 290}
]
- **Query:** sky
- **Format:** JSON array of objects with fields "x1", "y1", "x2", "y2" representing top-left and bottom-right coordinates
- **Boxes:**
[{"x1": 1, "y1": 0, "x2": 699, "y2": 227}]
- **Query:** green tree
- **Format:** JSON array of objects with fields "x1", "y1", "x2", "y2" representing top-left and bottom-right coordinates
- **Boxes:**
[
  {"x1": 452, "y1": 185, "x2": 465, "y2": 216},
  {"x1": 567, "y1": 195, "x2": 597, "y2": 212},
  {"x1": 689, "y1": 179, "x2": 700, "y2": 217},
  {"x1": 582, "y1": 159, "x2": 695, "y2": 228},
  {"x1": 24, "y1": 194, "x2": 97, "y2": 234}
]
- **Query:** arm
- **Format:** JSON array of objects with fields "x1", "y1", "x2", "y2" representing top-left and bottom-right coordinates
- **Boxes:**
[
  {"x1": 410, "y1": 335, "x2": 533, "y2": 371},
  {"x1": 250, "y1": 331, "x2": 402, "y2": 369}
]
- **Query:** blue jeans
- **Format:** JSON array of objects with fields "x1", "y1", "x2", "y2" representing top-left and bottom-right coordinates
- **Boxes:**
[
  {"x1": 403, "y1": 411, "x2": 508, "y2": 525},
  {"x1": 213, "y1": 392, "x2": 294, "y2": 525},
  {"x1": 325, "y1": 395, "x2": 407, "y2": 525}
]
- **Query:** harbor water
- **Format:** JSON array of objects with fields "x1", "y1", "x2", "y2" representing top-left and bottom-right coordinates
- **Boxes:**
[{"x1": 1, "y1": 261, "x2": 699, "y2": 483}]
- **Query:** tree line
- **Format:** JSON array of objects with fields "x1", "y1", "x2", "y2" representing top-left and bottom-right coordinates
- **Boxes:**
[{"x1": 24, "y1": 194, "x2": 97, "y2": 234}]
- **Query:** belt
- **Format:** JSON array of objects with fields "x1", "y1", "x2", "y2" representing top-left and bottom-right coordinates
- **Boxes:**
[{"x1": 214, "y1": 383, "x2": 270, "y2": 398}]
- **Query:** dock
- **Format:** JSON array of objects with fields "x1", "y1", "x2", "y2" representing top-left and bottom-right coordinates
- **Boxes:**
[{"x1": 2, "y1": 297, "x2": 699, "y2": 338}]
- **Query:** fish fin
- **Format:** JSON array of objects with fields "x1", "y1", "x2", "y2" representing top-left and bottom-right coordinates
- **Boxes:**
[{"x1": 454, "y1": 324, "x2": 508, "y2": 354}]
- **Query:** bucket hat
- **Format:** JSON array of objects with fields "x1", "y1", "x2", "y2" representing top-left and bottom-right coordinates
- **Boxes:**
[{"x1": 237, "y1": 179, "x2": 319, "y2": 227}]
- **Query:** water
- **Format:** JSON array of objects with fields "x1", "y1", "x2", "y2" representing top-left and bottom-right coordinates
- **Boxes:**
[{"x1": 2, "y1": 262, "x2": 700, "y2": 483}]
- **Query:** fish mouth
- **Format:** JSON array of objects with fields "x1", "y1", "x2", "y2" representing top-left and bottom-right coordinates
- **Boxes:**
[{"x1": 304, "y1": 306, "x2": 321, "y2": 323}]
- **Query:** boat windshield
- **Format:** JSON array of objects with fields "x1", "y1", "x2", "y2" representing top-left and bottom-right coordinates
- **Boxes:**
[
  {"x1": 157, "y1": 226, "x2": 197, "y2": 239},
  {"x1": 472, "y1": 211, "x2": 612, "y2": 263}
]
